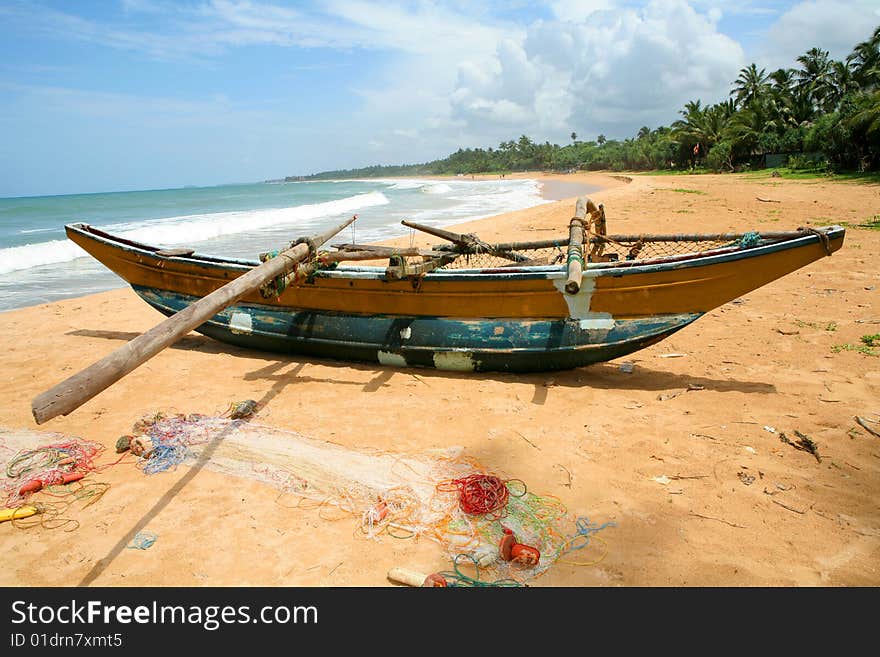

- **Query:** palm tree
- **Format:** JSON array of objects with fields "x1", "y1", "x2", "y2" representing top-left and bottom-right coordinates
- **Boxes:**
[
  {"x1": 770, "y1": 67, "x2": 796, "y2": 94},
  {"x1": 850, "y1": 26, "x2": 880, "y2": 90},
  {"x1": 732, "y1": 63, "x2": 769, "y2": 108},
  {"x1": 824, "y1": 59, "x2": 859, "y2": 111},
  {"x1": 597, "y1": 134, "x2": 606, "y2": 145},
  {"x1": 571, "y1": 132, "x2": 577, "y2": 143},
  {"x1": 796, "y1": 47, "x2": 833, "y2": 108},
  {"x1": 725, "y1": 96, "x2": 781, "y2": 156},
  {"x1": 672, "y1": 100, "x2": 704, "y2": 161},
  {"x1": 846, "y1": 89, "x2": 880, "y2": 170}
]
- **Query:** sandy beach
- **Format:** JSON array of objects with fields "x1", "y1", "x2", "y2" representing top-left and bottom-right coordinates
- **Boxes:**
[{"x1": 1, "y1": 171, "x2": 878, "y2": 587}]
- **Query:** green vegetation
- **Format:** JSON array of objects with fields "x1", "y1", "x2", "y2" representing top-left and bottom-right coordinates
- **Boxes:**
[
  {"x1": 832, "y1": 334, "x2": 879, "y2": 356},
  {"x1": 291, "y1": 28, "x2": 880, "y2": 180}
]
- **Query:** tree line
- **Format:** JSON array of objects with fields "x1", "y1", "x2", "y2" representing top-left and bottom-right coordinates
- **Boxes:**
[{"x1": 292, "y1": 27, "x2": 879, "y2": 179}]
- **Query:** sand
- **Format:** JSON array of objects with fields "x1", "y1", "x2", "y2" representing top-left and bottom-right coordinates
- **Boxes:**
[{"x1": 1, "y1": 171, "x2": 878, "y2": 587}]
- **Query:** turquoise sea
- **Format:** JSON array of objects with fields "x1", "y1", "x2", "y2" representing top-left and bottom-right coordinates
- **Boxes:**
[{"x1": 0, "y1": 177, "x2": 570, "y2": 312}]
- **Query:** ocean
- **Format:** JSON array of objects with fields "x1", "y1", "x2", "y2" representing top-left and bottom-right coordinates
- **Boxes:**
[{"x1": 0, "y1": 177, "x2": 572, "y2": 313}]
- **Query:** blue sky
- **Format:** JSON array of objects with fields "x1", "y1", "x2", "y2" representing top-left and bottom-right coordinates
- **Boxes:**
[{"x1": 1, "y1": 0, "x2": 877, "y2": 197}]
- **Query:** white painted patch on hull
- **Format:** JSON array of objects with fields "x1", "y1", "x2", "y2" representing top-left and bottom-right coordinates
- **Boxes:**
[
  {"x1": 553, "y1": 274, "x2": 615, "y2": 329},
  {"x1": 229, "y1": 311, "x2": 253, "y2": 335},
  {"x1": 378, "y1": 351, "x2": 408, "y2": 367},
  {"x1": 433, "y1": 351, "x2": 476, "y2": 371}
]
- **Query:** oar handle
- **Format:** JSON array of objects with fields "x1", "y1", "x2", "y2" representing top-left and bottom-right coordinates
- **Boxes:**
[{"x1": 31, "y1": 217, "x2": 355, "y2": 424}]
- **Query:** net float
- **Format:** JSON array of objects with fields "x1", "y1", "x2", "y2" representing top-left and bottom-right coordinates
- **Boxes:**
[
  {"x1": 18, "y1": 471, "x2": 85, "y2": 495},
  {"x1": 0, "y1": 505, "x2": 40, "y2": 523},
  {"x1": 387, "y1": 567, "x2": 447, "y2": 587},
  {"x1": 499, "y1": 527, "x2": 541, "y2": 566}
]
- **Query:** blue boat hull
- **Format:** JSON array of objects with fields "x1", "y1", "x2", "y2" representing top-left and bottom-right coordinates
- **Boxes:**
[{"x1": 134, "y1": 285, "x2": 701, "y2": 372}]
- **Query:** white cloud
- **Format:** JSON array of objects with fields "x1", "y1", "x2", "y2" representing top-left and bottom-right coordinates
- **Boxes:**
[
  {"x1": 448, "y1": 0, "x2": 745, "y2": 142},
  {"x1": 550, "y1": 0, "x2": 615, "y2": 22},
  {"x1": 761, "y1": 1, "x2": 879, "y2": 68}
]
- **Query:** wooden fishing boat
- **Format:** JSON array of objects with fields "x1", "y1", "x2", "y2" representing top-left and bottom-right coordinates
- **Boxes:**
[{"x1": 63, "y1": 200, "x2": 843, "y2": 374}]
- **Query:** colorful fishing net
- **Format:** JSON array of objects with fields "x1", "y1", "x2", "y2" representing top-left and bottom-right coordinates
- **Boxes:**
[{"x1": 128, "y1": 412, "x2": 615, "y2": 583}]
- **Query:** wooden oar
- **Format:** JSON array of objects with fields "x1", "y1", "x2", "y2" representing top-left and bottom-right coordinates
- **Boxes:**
[
  {"x1": 401, "y1": 220, "x2": 529, "y2": 262},
  {"x1": 31, "y1": 217, "x2": 356, "y2": 425},
  {"x1": 565, "y1": 196, "x2": 599, "y2": 294}
]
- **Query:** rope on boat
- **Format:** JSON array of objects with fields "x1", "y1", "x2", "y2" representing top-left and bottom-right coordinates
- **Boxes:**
[{"x1": 739, "y1": 231, "x2": 761, "y2": 248}]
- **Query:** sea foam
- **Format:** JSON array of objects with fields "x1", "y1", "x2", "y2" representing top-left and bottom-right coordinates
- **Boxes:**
[{"x1": 0, "y1": 191, "x2": 389, "y2": 275}]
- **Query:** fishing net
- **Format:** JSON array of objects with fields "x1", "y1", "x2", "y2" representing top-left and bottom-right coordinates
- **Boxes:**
[
  {"x1": 406, "y1": 231, "x2": 772, "y2": 271},
  {"x1": 129, "y1": 412, "x2": 615, "y2": 584},
  {"x1": 0, "y1": 427, "x2": 117, "y2": 531}
]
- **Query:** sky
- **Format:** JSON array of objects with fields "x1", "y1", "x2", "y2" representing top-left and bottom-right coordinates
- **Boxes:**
[{"x1": 0, "y1": 0, "x2": 878, "y2": 197}]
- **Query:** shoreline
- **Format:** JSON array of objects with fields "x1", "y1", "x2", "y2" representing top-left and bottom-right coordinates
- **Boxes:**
[
  {"x1": 0, "y1": 172, "x2": 611, "y2": 316},
  {"x1": 1, "y1": 171, "x2": 878, "y2": 587}
]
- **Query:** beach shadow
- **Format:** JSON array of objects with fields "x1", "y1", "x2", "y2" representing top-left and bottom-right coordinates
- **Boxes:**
[
  {"x1": 238, "y1": 356, "x2": 776, "y2": 408},
  {"x1": 69, "y1": 328, "x2": 776, "y2": 399},
  {"x1": 77, "y1": 420, "x2": 238, "y2": 587}
]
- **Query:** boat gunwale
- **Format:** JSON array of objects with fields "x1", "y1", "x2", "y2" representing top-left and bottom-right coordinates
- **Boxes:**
[{"x1": 65, "y1": 222, "x2": 845, "y2": 283}]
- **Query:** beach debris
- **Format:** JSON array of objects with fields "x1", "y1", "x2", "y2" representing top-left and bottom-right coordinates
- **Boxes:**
[
  {"x1": 115, "y1": 435, "x2": 133, "y2": 453},
  {"x1": 779, "y1": 430, "x2": 822, "y2": 463},
  {"x1": 619, "y1": 361, "x2": 635, "y2": 373},
  {"x1": 772, "y1": 499, "x2": 807, "y2": 515},
  {"x1": 745, "y1": 446, "x2": 756, "y2": 454},
  {"x1": 513, "y1": 430, "x2": 540, "y2": 450},
  {"x1": 775, "y1": 327, "x2": 800, "y2": 335},
  {"x1": 225, "y1": 399, "x2": 260, "y2": 420},
  {"x1": 854, "y1": 416, "x2": 880, "y2": 438},
  {"x1": 127, "y1": 530, "x2": 158, "y2": 550},
  {"x1": 738, "y1": 471, "x2": 756, "y2": 486},
  {"x1": 763, "y1": 483, "x2": 795, "y2": 496},
  {"x1": 689, "y1": 512, "x2": 746, "y2": 529},
  {"x1": 756, "y1": 197, "x2": 781, "y2": 203},
  {"x1": 651, "y1": 475, "x2": 671, "y2": 485},
  {"x1": 658, "y1": 353, "x2": 688, "y2": 358},
  {"x1": 554, "y1": 463, "x2": 572, "y2": 488},
  {"x1": 132, "y1": 411, "x2": 169, "y2": 436},
  {"x1": 687, "y1": 383, "x2": 705, "y2": 391},
  {"x1": 763, "y1": 426, "x2": 776, "y2": 434},
  {"x1": 657, "y1": 391, "x2": 683, "y2": 401},
  {"x1": 129, "y1": 436, "x2": 152, "y2": 458}
]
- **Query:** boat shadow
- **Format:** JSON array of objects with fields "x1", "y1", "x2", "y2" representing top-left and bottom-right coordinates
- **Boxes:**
[
  {"x1": 67, "y1": 329, "x2": 776, "y2": 404},
  {"x1": 242, "y1": 357, "x2": 777, "y2": 407}
]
